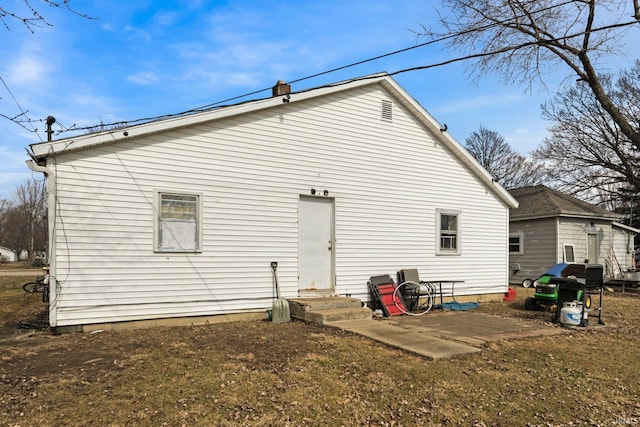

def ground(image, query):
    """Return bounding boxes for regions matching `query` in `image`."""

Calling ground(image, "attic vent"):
[381,99,393,121]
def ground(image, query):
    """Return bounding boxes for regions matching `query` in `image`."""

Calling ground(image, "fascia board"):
[613,221,640,234]
[511,212,621,222]
[30,96,281,158]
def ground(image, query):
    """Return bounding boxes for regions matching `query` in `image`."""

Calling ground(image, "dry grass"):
[1,274,640,426]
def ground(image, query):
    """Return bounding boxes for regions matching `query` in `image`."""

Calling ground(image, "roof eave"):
[613,222,640,234]
[511,211,622,222]
[29,74,392,160]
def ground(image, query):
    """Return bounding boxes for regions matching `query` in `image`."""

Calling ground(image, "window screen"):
[440,214,458,251]
[157,193,199,252]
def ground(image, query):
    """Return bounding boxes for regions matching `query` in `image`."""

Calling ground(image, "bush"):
[31,258,47,267]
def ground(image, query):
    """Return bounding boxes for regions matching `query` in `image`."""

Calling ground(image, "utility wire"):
[397,21,640,75]
[47,0,619,137]
[40,1,577,135]
[186,0,579,112]
[0,74,43,141]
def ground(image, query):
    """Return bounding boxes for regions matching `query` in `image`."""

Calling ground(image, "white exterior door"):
[298,196,334,294]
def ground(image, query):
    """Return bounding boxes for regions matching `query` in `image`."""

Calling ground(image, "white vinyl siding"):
[45,83,512,327]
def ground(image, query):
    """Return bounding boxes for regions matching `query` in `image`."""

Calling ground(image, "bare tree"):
[533,61,640,216]
[0,1,92,33]
[465,126,544,189]
[1,1,93,133]
[0,179,47,263]
[0,199,13,260]
[416,0,640,150]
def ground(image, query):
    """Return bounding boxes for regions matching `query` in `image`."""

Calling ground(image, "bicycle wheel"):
[23,282,41,293]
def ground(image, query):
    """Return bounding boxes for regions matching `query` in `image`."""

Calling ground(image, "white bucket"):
[560,301,582,326]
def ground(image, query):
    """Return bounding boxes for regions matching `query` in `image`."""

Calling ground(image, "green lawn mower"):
[524,262,605,327]
[524,263,592,311]
[524,262,585,310]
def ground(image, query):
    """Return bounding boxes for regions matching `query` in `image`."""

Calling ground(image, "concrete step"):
[288,297,371,325]
[306,307,373,325]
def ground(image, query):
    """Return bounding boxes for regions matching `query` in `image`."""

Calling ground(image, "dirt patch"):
[2,276,640,426]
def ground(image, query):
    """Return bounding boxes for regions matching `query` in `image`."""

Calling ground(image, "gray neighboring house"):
[509,185,639,286]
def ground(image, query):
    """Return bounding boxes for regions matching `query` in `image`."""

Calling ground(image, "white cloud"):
[123,25,152,42]
[127,71,160,85]
[0,145,34,200]
[435,93,523,115]
[181,68,260,88]
[504,126,548,155]
[4,41,52,87]
[0,145,26,166]
[171,36,294,69]
[154,11,178,26]
[6,56,48,85]
[169,36,299,90]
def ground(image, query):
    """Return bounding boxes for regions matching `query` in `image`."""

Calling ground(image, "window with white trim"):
[563,243,575,263]
[156,192,201,252]
[437,209,460,255]
[509,232,524,254]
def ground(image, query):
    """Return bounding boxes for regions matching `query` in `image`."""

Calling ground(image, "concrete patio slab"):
[327,310,564,360]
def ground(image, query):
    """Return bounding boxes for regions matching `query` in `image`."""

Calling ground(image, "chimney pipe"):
[272,80,291,97]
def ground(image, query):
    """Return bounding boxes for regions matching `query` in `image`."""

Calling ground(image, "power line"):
[0,74,43,141]
[182,0,578,112]
[51,0,618,137]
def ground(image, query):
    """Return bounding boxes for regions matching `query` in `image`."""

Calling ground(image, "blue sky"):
[1,0,638,200]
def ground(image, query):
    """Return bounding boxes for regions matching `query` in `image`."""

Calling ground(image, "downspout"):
[25,160,58,328]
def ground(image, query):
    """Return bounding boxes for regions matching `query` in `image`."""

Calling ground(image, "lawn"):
[1,274,639,426]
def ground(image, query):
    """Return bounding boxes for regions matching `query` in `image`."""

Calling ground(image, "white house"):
[0,246,17,262]
[27,74,518,331]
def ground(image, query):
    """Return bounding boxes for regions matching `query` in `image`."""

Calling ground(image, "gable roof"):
[509,185,621,221]
[28,73,518,209]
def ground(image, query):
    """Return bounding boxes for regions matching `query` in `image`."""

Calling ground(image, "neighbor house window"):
[156,192,201,252]
[509,233,524,254]
[437,209,460,255]
[563,243,575,263]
